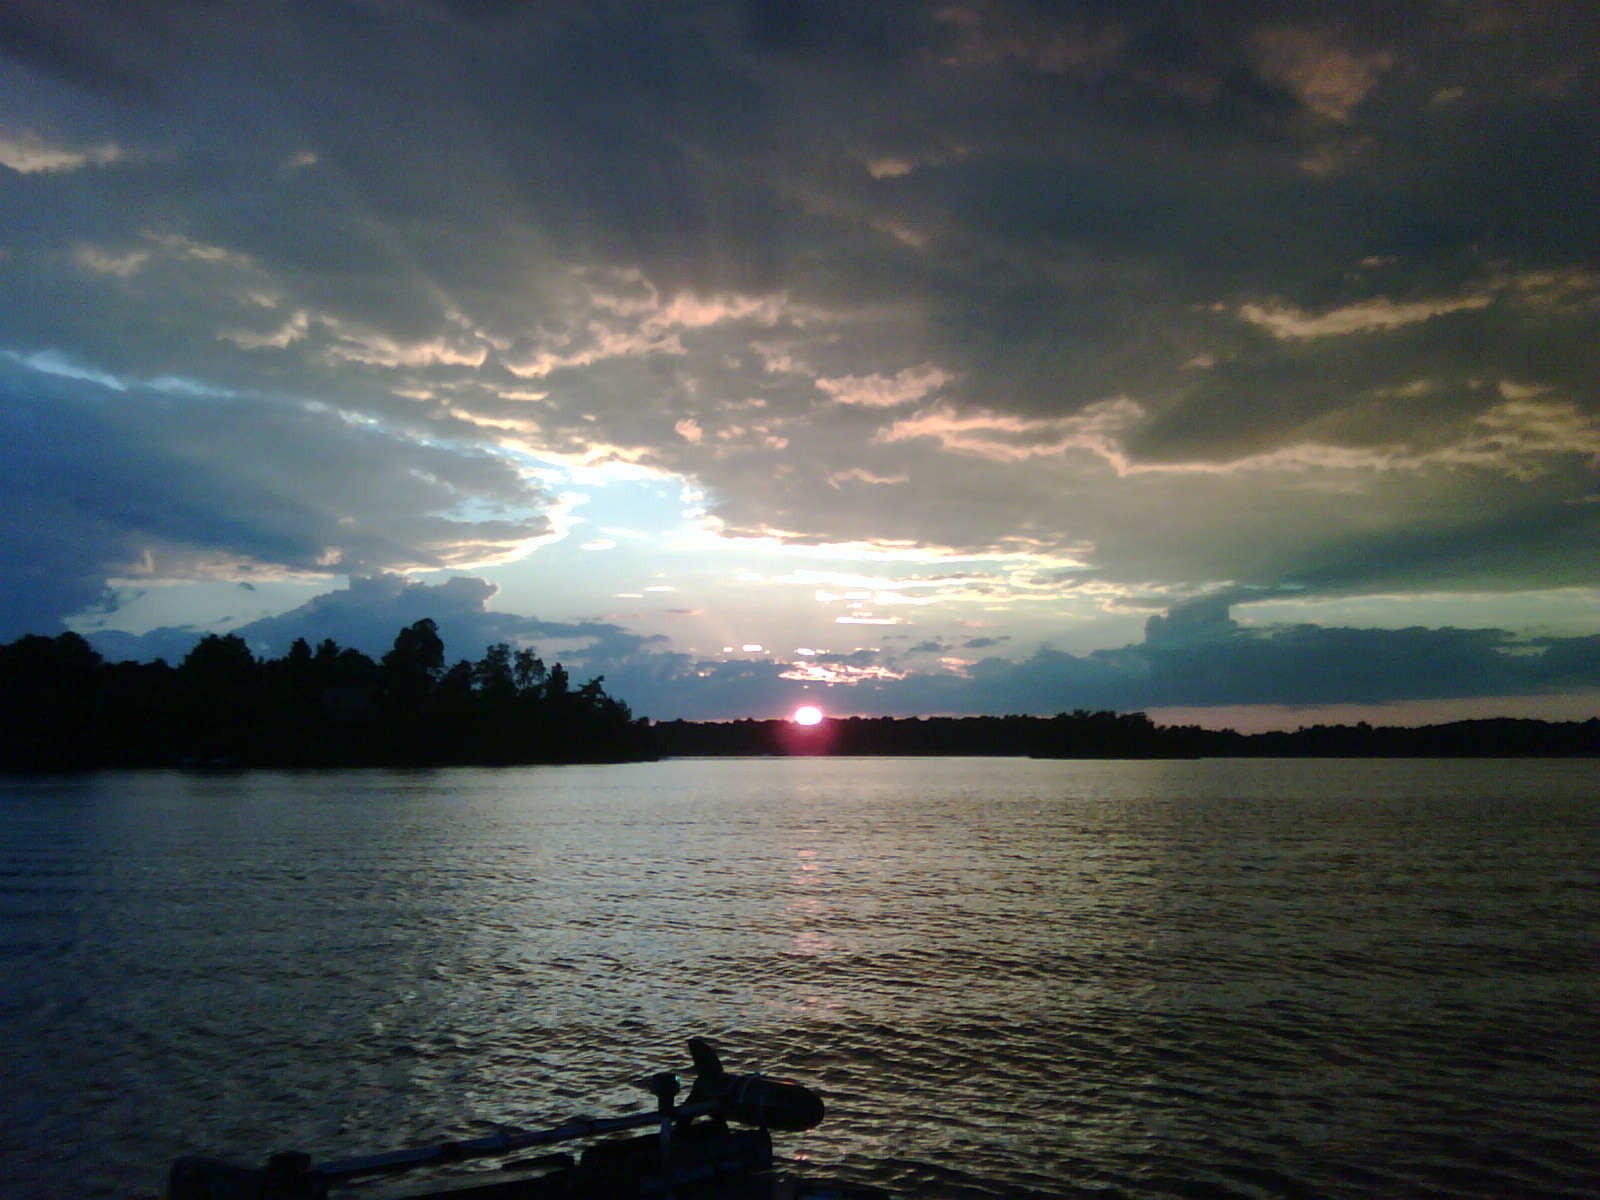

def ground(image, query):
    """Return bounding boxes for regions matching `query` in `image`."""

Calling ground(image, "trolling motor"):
[167,1039,832,1200]
[682,1036,826,1132]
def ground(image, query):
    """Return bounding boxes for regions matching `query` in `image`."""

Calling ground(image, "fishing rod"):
[310,1100,722,1181]
[310,1037,824,1181]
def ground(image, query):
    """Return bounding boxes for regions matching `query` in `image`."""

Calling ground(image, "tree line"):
[651,710,1600,758]
[0,621,657,770]
[4,625,1595,771]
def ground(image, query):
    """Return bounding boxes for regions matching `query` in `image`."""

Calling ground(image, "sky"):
[1,0,1596,729]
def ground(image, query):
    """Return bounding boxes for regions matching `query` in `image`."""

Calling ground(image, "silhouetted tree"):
[381,619,444,693]
[514,648,545,691]
[175,634,260,762]
[377,619,446,761]
[0,623,663,769]
[0,633,103,768]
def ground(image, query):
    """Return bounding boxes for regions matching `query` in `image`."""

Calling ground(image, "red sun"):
[792,705,824,726]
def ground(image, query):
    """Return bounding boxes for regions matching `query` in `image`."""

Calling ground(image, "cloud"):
[87,581,1600,725]
[1248,26,1395,123]
[816,364,952,408]
[0,357,555,636]
[1238,293,1493,340]
[823,597,1600,719]
[1128,594,1600,708]
[92,572,662,671]
[1,1,1596,710]
[0,130,121,174]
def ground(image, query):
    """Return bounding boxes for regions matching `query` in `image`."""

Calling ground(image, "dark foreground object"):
[167,1039,886,1200]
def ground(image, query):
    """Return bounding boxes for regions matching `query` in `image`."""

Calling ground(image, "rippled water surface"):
[2,757,1597,1199]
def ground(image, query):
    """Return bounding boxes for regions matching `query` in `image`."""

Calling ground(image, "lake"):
[2,757,1596,1199]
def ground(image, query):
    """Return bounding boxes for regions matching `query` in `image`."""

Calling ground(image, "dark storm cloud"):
[491,0,1595,594]
[857,598,1600,718]
[2,0,1596,684]
[0,358,552,637]
[1135,617,1590,709]
[229,573,661,666]
[91,572,662,672]
[0,0,179,101]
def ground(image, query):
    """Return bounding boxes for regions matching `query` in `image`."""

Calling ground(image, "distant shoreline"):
[649,711,1600,760]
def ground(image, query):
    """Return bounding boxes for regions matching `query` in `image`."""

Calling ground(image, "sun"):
[792,705,824,726]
